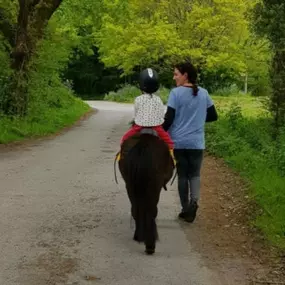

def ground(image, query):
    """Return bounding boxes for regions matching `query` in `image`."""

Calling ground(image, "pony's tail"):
[127,135,158,249]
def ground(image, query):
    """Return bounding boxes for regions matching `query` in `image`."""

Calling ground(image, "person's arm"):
[163,106,176,131]
[206,105,218,122]
[205,92,218,123]
[162,89,176,131]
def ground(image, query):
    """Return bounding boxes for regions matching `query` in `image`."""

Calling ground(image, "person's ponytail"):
[192,83,198,96]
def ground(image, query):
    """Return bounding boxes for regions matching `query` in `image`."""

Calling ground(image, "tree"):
[65,47,127,98]
[97,0,270,94]
[253,0,285,132]
[97,0,184,75]
[0,0,63,116]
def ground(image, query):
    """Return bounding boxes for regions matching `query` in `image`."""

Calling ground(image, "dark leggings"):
[174,149,204,212]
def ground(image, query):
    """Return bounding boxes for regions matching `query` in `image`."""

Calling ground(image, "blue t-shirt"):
[167,86,214,149]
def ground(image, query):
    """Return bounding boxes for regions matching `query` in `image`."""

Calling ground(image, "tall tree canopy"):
[97,0,270,80]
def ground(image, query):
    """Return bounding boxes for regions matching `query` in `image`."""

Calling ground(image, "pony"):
[118,131,174,254]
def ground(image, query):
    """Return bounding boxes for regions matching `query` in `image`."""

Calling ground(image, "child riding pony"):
[120,68,174,160]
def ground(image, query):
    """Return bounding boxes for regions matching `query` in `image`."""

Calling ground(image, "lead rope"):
[114,151,120,185]
[170,168,177,186]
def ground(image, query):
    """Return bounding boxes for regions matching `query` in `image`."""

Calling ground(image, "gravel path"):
[0,101,223,285]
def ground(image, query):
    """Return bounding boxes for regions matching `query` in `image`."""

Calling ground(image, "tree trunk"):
[7,0,30,116]
[271,49,285,138]
[1,0,63,116]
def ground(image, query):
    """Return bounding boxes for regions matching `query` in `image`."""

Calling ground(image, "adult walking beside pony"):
[163,61,218,223]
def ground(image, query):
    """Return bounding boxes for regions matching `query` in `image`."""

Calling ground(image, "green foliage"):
[0,11,92,143]
[56,0,273,100]
[104,84,141,103]
[206,97,285,249]
[95,0,271,97]
[98,10,182,73]
[158,87,171,104]
[104,84,170,104]
[0,0,101,139]
[0,0,15,110]
[99,0,250,72]
[27,21,76,114]
[0,0,17,25]
[64,47,128,98]
[212,85,243,97]
[253,0,285,129]
[0,35,11,110]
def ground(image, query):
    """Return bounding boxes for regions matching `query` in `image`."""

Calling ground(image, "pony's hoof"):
[133,234,139,242]
[133,232,143,243]
[145,246,155,255]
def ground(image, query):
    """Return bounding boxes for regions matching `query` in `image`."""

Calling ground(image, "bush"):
[104,84,141,103]
[104,84,170,104]
[212,84,243,97]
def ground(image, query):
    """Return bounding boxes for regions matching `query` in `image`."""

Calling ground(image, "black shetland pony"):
[118,131,174,255]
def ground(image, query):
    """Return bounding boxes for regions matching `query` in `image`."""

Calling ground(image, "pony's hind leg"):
[133,219,142,242]
[144,211,158,255]
[145,230,156,254]
[127,189,141,243]
[144,189,160,255]
[144,221,157,255]
[145,245,155,255]
[131,205,144,243]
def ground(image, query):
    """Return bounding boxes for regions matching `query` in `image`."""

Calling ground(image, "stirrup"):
[169,149,176,166]
[115,151,121,161]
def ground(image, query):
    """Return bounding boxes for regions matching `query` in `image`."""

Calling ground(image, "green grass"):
[212,95,269,117]
[206,96,285,250]
[0,98,90,144]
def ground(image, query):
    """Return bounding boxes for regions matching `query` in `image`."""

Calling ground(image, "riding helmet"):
[139,68,160,94]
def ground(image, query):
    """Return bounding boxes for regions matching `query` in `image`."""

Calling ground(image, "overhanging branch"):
[29,0,63,39]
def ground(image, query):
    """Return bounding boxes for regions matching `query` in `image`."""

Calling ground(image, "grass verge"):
[0,98,90,144]
[206,98,285,250]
